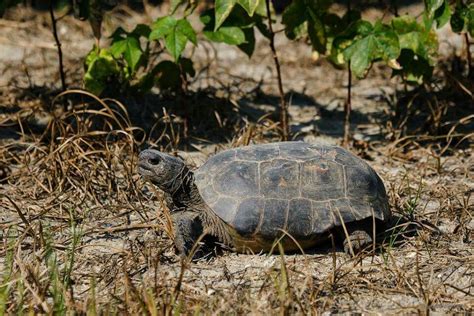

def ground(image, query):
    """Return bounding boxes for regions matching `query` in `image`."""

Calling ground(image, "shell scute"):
[233,198,263,236]
[260,159,299,199]
[300,160,344,200]
[310,201,333,232]
[212,197,238,223]
[259,199,288,237]
[330,198,358,224]
[213,161,259,198]
[287,198,313,238]
[235,143,279,161]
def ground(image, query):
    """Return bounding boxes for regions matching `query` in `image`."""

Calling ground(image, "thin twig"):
[343,61,352,146]
[464,33,473,79]
[343,0,352,146]
[265,0,289,140]
[49,3,67,92]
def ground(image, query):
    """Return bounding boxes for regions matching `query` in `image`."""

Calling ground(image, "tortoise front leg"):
[343,229,373,256]
[172,210,204,258]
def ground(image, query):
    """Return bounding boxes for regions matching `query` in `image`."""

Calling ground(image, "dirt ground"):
[0,2,473,314]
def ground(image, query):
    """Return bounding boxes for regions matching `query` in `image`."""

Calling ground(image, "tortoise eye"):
[148,157,161,165]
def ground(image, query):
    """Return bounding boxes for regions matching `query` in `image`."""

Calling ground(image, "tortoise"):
[138,142,390,257]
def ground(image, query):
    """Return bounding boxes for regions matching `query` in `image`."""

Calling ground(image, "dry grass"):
[1,4,473,315]
[1,89,472,314]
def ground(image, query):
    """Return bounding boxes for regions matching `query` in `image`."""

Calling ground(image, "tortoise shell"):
[194,142,390,240]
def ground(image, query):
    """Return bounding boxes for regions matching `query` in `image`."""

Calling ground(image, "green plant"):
[83,19,196,96]
[0,228,16,315]
[200,3,269,58]
[199,0,289,138]
[76,0,471,141]
[279,0,449,142]
[450,0,474,36]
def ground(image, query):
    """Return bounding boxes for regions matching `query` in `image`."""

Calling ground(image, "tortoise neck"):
[171,169,203,209]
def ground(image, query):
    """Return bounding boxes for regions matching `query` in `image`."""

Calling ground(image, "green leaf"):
[215,0,237,31]
[237,27,256,57]
[165,31,188,62]
[282,0,307,40]
[201,7,259,55]
[449,1,473,34]
[344,22,400,77]
[85,46,100,67]
[433,1,451,28]
[330,37,353,65]
[134,58,194,93]
[237,0,260,16]
[344,35,377,77]
[203,26,246,45]
[392,15,438,61]
[200,12,212,25]
[351,20,374,36]
[110,37,143,72]
[330,20,373,65]
[392,49,433,83]
[253,0,267,16]
[122,38,143,72]
[176,19,197,45]
[84,49,121,95]
[468,5,474,36]
[109,39,127,57]
[150,16,177,40]
[307,8,327,53]
[390,16,437,83]
[450,9,465,33]
[151,17,196,61]
[424,0,445,19]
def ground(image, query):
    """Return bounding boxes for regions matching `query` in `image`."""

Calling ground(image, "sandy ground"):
[0,2,473,314]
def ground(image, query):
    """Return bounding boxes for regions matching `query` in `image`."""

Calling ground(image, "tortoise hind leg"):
[343,229,373,256]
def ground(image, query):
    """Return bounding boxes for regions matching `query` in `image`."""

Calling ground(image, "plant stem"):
[343,0,352,147]
[265,0,289,140]
[343,62,352,146]
[465,33,473,80]
[49,3,67,92]
[178,62,189,141]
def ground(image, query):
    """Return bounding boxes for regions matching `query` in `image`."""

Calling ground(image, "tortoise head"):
[138,149,187,194]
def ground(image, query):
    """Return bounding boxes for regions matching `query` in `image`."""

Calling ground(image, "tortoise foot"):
[173,211,220,260]
[343,230,372,255]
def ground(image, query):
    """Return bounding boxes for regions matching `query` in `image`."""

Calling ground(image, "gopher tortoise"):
[138,142,390,257]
